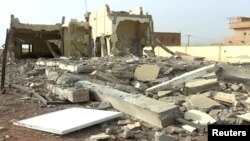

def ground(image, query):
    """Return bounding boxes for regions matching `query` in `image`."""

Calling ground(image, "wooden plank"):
[146,64,216,93]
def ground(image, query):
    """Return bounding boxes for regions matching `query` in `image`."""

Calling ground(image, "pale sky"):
[0,0,250,46]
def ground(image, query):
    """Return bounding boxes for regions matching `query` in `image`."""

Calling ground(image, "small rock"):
[105,127,116,135]
[230,84,241,91]
[120,129,134,139]
[152,94,159,99]
[0,127,4,132]
[29,83,35,88]
[157,90,172,98]
[127,122,141,130]
[88,133,115,141]
[117,119,132,125]
[164,126,185,134]
[97,101,111,110]
[155,132,176,141]
[90,102,100,108]
[5,135,10,139]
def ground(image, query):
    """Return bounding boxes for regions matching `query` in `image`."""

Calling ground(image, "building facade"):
[224,17,250,45]
[153,32,181,46]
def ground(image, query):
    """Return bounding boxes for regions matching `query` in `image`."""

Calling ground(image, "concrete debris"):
[184,78,219,94]
[105,127,116,135]
[155,132,176,141]
[181,125,197,133]
[184,110,216,125]
[146,64,216,93]
[157,90,173,98]
[47,83,89,103]
[125,54,139,64]
[230,84,242,91]
[117,119,132,125]
[6,44,250,140]
[75,81,180,128]
[87,133,115,141]
[237,113,250,123]
[211,92,239,106]
[106,70,134,78]
[184,95,223,112]
[56,74,81,86]
[97,101,111,110]
[243,97,250,108]
[47,71,60,82]
[91,70,123,84]
[132,81,148,91]
[127,122,141,130]
[164,126,185,134]
[134,64,160,82]
[217,63,250,84]
[0,127,4,132]
[120,128,134,139]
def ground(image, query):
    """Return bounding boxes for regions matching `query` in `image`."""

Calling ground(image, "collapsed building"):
[6,5,153,59]
[89,5,153,57]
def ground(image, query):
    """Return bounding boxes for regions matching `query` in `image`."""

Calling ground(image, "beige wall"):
[144,46,250,63]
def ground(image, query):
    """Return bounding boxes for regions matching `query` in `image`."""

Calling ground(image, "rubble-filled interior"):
[10,15,62,58]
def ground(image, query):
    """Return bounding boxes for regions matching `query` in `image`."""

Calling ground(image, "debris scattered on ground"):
[3,54,250,140]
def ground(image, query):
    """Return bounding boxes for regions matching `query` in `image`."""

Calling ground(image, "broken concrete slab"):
[106,70,134,78]
[184,110,216,125]
[157,90,173,98]
[46,70,60,82]
[59,63,94,73]
[230,84,242,91]
[212,92,238,106]
[243,97,250,108]
[87,133,115,141]
[185,95,223,112]
[146,64,216,93]
[181,125,197,133]
[237,113,250,123]
[56,74,81,86]
[127,122,141,130]
[91,70,123,84]
[134,64,160,82]
[184,78,219,94]
[217,63,250,84]
[36,60,60,67]
[117,119,132,125]
[75,81,180,128]
[14,108,122,135]
[47,83,89,103]
[164,125,185,134]
[120,128,134,139]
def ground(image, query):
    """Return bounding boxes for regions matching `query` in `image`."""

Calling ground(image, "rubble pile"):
[5,55,250,140]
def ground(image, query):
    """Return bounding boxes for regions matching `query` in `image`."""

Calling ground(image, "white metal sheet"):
[14,108,122,135]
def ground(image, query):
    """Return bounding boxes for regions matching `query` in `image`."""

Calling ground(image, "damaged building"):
[89,5,153,57]
[7,5,154,59]
[9,15,62,59]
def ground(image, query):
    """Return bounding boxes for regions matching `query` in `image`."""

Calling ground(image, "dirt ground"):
[0,87,132,141]
[0,88,208,141]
